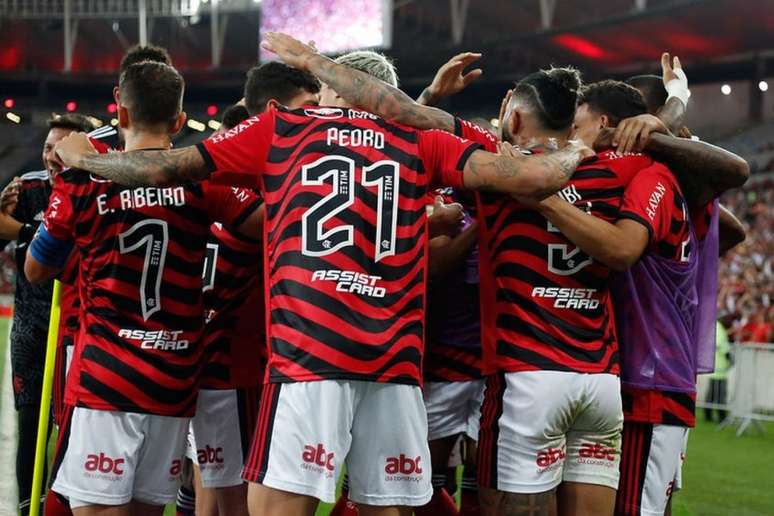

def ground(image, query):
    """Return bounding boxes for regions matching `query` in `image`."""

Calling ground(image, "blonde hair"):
[335,50,398,87]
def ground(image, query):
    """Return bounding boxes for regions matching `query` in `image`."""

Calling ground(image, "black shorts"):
[11,331,47,409]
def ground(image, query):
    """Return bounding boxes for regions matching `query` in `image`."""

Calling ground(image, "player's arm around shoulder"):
[24,173,77,284]
[55,131,210,187]
[462,140,592,199]
[538,194,649,272]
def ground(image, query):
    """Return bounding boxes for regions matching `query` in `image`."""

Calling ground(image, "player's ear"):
[170,111,187,136]
[113,86,120,104]
[600,114,610,129]
[266,99,280,111]
[117,104,130,129]
[508,109,521,138]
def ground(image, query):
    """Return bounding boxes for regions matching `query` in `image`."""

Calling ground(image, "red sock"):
[329,489,359,516]
[414,488,460,516]
[44,491,72,516]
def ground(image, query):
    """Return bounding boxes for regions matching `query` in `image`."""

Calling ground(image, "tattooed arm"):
[656,96,685,135]
[262,32,457,132]
[54,132,209,186]
[463,142,590,198]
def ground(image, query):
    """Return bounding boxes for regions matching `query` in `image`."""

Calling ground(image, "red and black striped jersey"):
[457,120,660,375]
[198,105,481,386]
[622,387,696,427]
[42,170,259,416]
[200,222,266,389]
[619,165,691,262]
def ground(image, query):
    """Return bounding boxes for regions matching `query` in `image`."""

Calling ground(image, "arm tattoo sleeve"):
[656,97,686,134]
[307,54,456,132]
[466,147,580,196]
[77,147,209,187]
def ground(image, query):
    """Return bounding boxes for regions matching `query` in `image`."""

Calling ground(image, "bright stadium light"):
[208,120,221,131]
[110,118,119,126]
[721,84,731,95]
[759,81,769,92]
[6,112,21,123]
[3,98,14,109]
[187,119,206,132]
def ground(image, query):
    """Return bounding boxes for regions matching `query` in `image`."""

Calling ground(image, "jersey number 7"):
[118,219,169,321]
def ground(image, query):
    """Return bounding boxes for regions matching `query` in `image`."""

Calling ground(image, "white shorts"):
[424,380,485,442]
[51,407,189,507]
[478,371,623,494]
[616,422,689,516]
[186,389,249,489]
[243,380,432,507]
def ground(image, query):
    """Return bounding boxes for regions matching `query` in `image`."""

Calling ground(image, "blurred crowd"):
[719,178,774,343]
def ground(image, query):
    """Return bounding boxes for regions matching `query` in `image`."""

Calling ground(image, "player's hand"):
[0,177,21,215]
[593,128,615,151]
[497,88,513,140]
[54,132,98,170]
[613,114,668,154]
[566,139,596,161]
[678,125,693,139]
[429,196,464,238]
[425,52,483,104]
[260,32,317,71]
[661,52,683,87]
[661,52,689,105]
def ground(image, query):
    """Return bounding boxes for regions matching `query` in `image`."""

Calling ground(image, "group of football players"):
[4,27,750,516]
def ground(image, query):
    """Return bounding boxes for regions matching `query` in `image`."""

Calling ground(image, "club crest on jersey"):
[304,107,344,120]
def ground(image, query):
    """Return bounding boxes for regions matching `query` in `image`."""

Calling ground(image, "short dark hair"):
[47,113,95,133]
[512,66,582,131]
[119,62,184,129]
[220,104,250,130]
[244,61,320,115]
[120,44,172,73]
[625,75,667,115]
[580,80,648,126]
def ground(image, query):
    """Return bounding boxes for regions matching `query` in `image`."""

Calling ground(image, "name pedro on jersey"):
[97,187,186,214]
[311,270,386,298]
[326,128,385,149]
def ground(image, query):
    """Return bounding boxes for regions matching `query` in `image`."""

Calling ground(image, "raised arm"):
[462,141,591,198]
[656,53,688,133]
[54,132,209,187]
[416,52,483,107]
[261,32,457,132]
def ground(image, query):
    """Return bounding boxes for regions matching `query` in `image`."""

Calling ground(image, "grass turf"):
[0,316,768,516]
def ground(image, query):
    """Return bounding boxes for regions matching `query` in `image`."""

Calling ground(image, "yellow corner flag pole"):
[30,280,62,516]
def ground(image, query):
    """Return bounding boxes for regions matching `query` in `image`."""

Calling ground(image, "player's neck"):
[122,131,173,152]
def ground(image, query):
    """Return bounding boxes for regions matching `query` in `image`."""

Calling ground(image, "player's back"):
[476,149,654,376]
[46,170,257,416]
[201,222,264,389]
[201,105,479,386]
